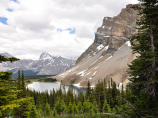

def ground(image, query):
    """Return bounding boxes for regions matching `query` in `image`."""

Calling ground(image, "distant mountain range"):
[0,52,76,78]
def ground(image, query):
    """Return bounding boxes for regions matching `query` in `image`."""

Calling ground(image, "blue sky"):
[0,0,138,60]
[7,8,13,12]
[10,0,18,3]
[0,17,8,25]
[57,28,75,34]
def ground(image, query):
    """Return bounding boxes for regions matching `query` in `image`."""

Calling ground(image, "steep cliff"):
[55,4,140,87]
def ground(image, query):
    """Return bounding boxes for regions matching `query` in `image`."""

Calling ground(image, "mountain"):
[71,57,78,61]
[0,52,14,58]
[0,52,75,78]
[55,4,140,87]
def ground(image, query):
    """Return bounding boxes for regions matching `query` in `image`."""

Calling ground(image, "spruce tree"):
[28,105,37,118]
[103,99,111,113]
[45,103,51,116]
[0,55,21,117]
[77,101,82,114]
[21,70,26,98]
[85,81,91,100]
[66,102,73,115]
[129,0,158,116]
[17,70,21,99]
[112,81,118,105]
[103,79,107,99]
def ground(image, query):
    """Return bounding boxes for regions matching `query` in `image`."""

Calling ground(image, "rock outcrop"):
[55,4,140,87]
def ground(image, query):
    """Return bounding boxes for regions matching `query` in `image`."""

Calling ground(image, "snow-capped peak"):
[39,52,53,61]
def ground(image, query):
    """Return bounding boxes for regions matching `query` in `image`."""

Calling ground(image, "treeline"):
[25,79,135,118]
[0,64,134,118]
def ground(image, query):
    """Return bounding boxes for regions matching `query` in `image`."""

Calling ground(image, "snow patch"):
[92,71,97,77]
[73,83,80,87]
[104,36,110,37]
[97,44,104,51]
[94,66,99,69]
[90,85,95,87]
[126,41,131,47]
[89,78,92,79]
[118,83,123,90]
[77,70,87,76]
[103,26,105,28]
[86,72,91,75]
[93,52,96,55]
[99,56,103,59]
[104,45,109,51]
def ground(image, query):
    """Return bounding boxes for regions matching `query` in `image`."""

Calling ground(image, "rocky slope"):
[55,4,139,87]
[0,52,75,78]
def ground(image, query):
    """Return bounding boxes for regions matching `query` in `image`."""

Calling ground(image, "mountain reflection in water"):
[27,82,87,95]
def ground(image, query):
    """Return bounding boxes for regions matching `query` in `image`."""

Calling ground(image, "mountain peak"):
[39,52,53,61]
[0,52,13,58]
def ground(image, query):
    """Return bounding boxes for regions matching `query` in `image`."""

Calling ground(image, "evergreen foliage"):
[129,0,158,117]
[28,105,37,118]
[0,56,21,117]
[85,81,91,100]
[103,99,111,113]
[24,79,138,117]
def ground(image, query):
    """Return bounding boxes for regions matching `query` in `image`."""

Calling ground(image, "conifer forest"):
[1,0,158,117]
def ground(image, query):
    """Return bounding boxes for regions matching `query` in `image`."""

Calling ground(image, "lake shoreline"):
[26,82,87,95]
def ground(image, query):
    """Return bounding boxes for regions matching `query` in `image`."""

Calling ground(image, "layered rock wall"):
[76,4,139,64]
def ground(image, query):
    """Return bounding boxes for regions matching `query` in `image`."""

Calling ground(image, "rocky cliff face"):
[76,4,139,64]
[55,4,140,87]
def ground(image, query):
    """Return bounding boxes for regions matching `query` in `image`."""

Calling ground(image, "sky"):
[0,0,138,60]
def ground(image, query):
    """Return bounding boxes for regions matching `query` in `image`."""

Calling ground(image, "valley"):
[1,1,158,117]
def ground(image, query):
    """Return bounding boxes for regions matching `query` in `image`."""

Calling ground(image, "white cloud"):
[0,0,138,60]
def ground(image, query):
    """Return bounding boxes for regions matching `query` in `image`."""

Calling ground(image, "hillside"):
[55,4,140,87]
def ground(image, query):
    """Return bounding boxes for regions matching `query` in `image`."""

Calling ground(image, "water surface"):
[27,82,87,95]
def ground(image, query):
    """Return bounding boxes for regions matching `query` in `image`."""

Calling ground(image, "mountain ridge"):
[55,4,140,87]
[0,52,76,78]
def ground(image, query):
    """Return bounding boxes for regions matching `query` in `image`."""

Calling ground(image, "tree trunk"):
[149,19,157,103]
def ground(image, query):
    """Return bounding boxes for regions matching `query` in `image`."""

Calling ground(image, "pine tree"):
[92,99,98,114]
[72,102,78,114]
[0,55,21,117]
[28,105,37,118]
[85,81,91,100]
[21,70,26,98]
[17,70,21,99]
[77,101,82,114]
[83,99,90,114]
[45,102,51,116]
[103,99,111,113]
[129,0,158,116]
[66,102,73,115]
[103,79,107,99]
[112,81,118,105]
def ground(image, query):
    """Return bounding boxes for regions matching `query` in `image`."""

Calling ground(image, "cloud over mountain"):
[0,0,138,60]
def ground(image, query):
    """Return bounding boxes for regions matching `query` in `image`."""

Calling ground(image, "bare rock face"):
[76,4,139,64]
[55,4,140,87]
